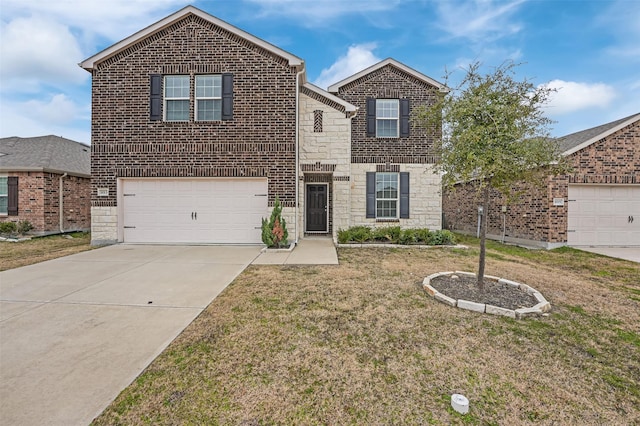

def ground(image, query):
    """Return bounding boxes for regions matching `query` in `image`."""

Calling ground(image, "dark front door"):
[306,185,327,232]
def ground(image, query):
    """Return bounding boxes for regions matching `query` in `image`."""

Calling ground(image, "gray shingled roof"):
[556,113,640,154]
[0,135,90,177]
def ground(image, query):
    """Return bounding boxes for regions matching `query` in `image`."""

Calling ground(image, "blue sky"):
[1,0,639,144]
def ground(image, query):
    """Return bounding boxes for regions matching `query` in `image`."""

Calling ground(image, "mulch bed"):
[430,274,538,310]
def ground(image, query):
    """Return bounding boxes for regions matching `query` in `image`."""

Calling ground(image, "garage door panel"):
[122,179,268,244]
[568,185,640,246]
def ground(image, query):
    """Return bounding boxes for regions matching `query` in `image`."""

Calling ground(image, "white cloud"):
[542,80,617,115]
[433,0,525,43]
[0,16,87,89]
[313,44,381,90]
[23,94,83,125]
[243,0,401,23]
[0,95,90,143]
[1,0,191,40]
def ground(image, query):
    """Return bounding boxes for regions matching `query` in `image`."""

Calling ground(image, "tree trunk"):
[477,186,490,291]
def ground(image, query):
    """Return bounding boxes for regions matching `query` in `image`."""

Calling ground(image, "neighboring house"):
[442,113,640,248]
[80,6,445,245]
[0,135,91,234]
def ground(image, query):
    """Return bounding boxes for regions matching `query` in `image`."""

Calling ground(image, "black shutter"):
[400,98,410,138]
[150,74,162,121]
[399,172,409,218]
[366,172,376,218]
[8,176,18,216]
[222,73,234,120]
[366,98,376,137]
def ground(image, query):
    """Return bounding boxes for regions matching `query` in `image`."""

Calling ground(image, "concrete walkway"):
[0,245,261,426]
[575,246,640,263]
[252,237,339,265]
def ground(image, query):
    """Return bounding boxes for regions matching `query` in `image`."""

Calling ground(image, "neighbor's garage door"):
[122,179,268,244]
[568,185,640,246]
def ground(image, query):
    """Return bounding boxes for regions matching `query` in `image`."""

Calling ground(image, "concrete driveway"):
[0,244,261,426]
[575,246,640,263]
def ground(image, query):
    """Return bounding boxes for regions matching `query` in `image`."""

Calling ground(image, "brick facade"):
[85,7,445,244]
[90,14,298,215]
[333,64,441,164]
[442,119,640,248]
[0,172,90,234]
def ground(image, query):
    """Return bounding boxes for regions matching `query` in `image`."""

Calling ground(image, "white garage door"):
[568,185,640,246]
[122,179,268,244]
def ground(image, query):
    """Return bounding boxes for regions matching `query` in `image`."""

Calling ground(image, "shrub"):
[348,226,372,243]
[337,226,455,246]
[0,221,17,235]
[372,226,401,243]
[17,220,33,235]
[431,229,456,245]
[261,197,289,248]
[399,228,418,244]
[415,228,433,244]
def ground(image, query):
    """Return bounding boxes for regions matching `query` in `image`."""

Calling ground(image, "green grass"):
[92,239,640,425]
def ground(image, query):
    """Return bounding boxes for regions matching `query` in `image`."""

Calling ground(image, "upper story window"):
[151,73,233,122]
[366,97,410,139]
[376,99,399,138]
[195,75,222,121]
[164,76,189,121]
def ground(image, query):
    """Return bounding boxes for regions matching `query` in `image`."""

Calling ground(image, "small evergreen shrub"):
[261,197,289,248]
[372,226,402,243]
[336,226,456,245]
[0,221,17,235]
[17,220,33,235]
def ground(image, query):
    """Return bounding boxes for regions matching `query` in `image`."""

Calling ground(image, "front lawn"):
[94,240,640,425]
[0,232,92,271]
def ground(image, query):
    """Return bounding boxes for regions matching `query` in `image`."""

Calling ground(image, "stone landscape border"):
[423,271,551,319]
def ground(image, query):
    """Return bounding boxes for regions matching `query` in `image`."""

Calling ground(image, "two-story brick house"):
[81,6,445,245]
[442,113,640,248]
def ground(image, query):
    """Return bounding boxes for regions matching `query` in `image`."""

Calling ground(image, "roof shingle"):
[0,135,90,177]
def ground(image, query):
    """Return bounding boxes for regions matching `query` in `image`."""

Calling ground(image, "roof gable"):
[558,113,640,156]
[327,58,447,93]
[80,5,303,71]
[301,83,357,115]
[0,136,90,177]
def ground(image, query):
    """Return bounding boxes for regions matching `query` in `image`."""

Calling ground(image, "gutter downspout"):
[59,173,68,233]
[295,64,305,245]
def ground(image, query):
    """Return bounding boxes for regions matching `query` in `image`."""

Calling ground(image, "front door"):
[306,184,327,232]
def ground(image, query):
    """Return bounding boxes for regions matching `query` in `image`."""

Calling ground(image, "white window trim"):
[376,99,399,138]
[375,172,399,219]
[164,75,190,122]
[195,75,222,122]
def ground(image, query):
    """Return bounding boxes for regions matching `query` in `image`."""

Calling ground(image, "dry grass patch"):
[0,232,93,271]
[94,241,640,425]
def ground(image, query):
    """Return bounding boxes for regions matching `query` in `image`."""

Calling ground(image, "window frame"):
[195,75,222,121]
[375,172,399,219]
[163,75,190,122]
[375,99,399,138]
[0,176,8,215]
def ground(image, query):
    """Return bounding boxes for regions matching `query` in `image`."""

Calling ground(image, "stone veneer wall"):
[89,14,298,244]
[298,93,351,241]
[442,120,640,247]
[350,163,442,230]
[0,172,90,234]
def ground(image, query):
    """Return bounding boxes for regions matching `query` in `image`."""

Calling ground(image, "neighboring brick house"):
[442,113,640,248]
[0,135,91,235]
[80,6,445,245]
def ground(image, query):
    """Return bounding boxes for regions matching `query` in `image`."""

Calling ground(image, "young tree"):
[413,61,567,290]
